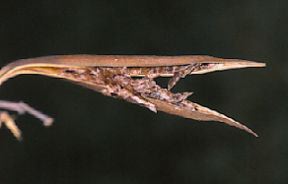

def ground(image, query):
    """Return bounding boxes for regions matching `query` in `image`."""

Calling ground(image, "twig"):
[0,100,53,140]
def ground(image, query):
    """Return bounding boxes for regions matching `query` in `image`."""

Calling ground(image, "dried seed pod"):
[0,55,265,137]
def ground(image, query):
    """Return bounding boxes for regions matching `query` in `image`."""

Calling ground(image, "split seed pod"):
[0,55,265,137]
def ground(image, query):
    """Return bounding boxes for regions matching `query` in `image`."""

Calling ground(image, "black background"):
[0,0,286,183]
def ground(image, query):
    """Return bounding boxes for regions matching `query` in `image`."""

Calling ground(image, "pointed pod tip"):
[229,119,259,137]
[242,61,266,68]
[245,127,259,137]
[257,62,266,67]
[209,60,266,74]
[223,59,266,69]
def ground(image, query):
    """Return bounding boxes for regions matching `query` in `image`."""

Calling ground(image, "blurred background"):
[0,0,286,183]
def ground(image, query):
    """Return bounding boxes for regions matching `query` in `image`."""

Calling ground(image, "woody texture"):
[0,55,265,139]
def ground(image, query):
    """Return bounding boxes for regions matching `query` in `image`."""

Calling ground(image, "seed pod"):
[0,55,265,137]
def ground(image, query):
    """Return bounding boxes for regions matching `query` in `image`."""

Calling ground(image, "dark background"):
[0,0,286,183]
